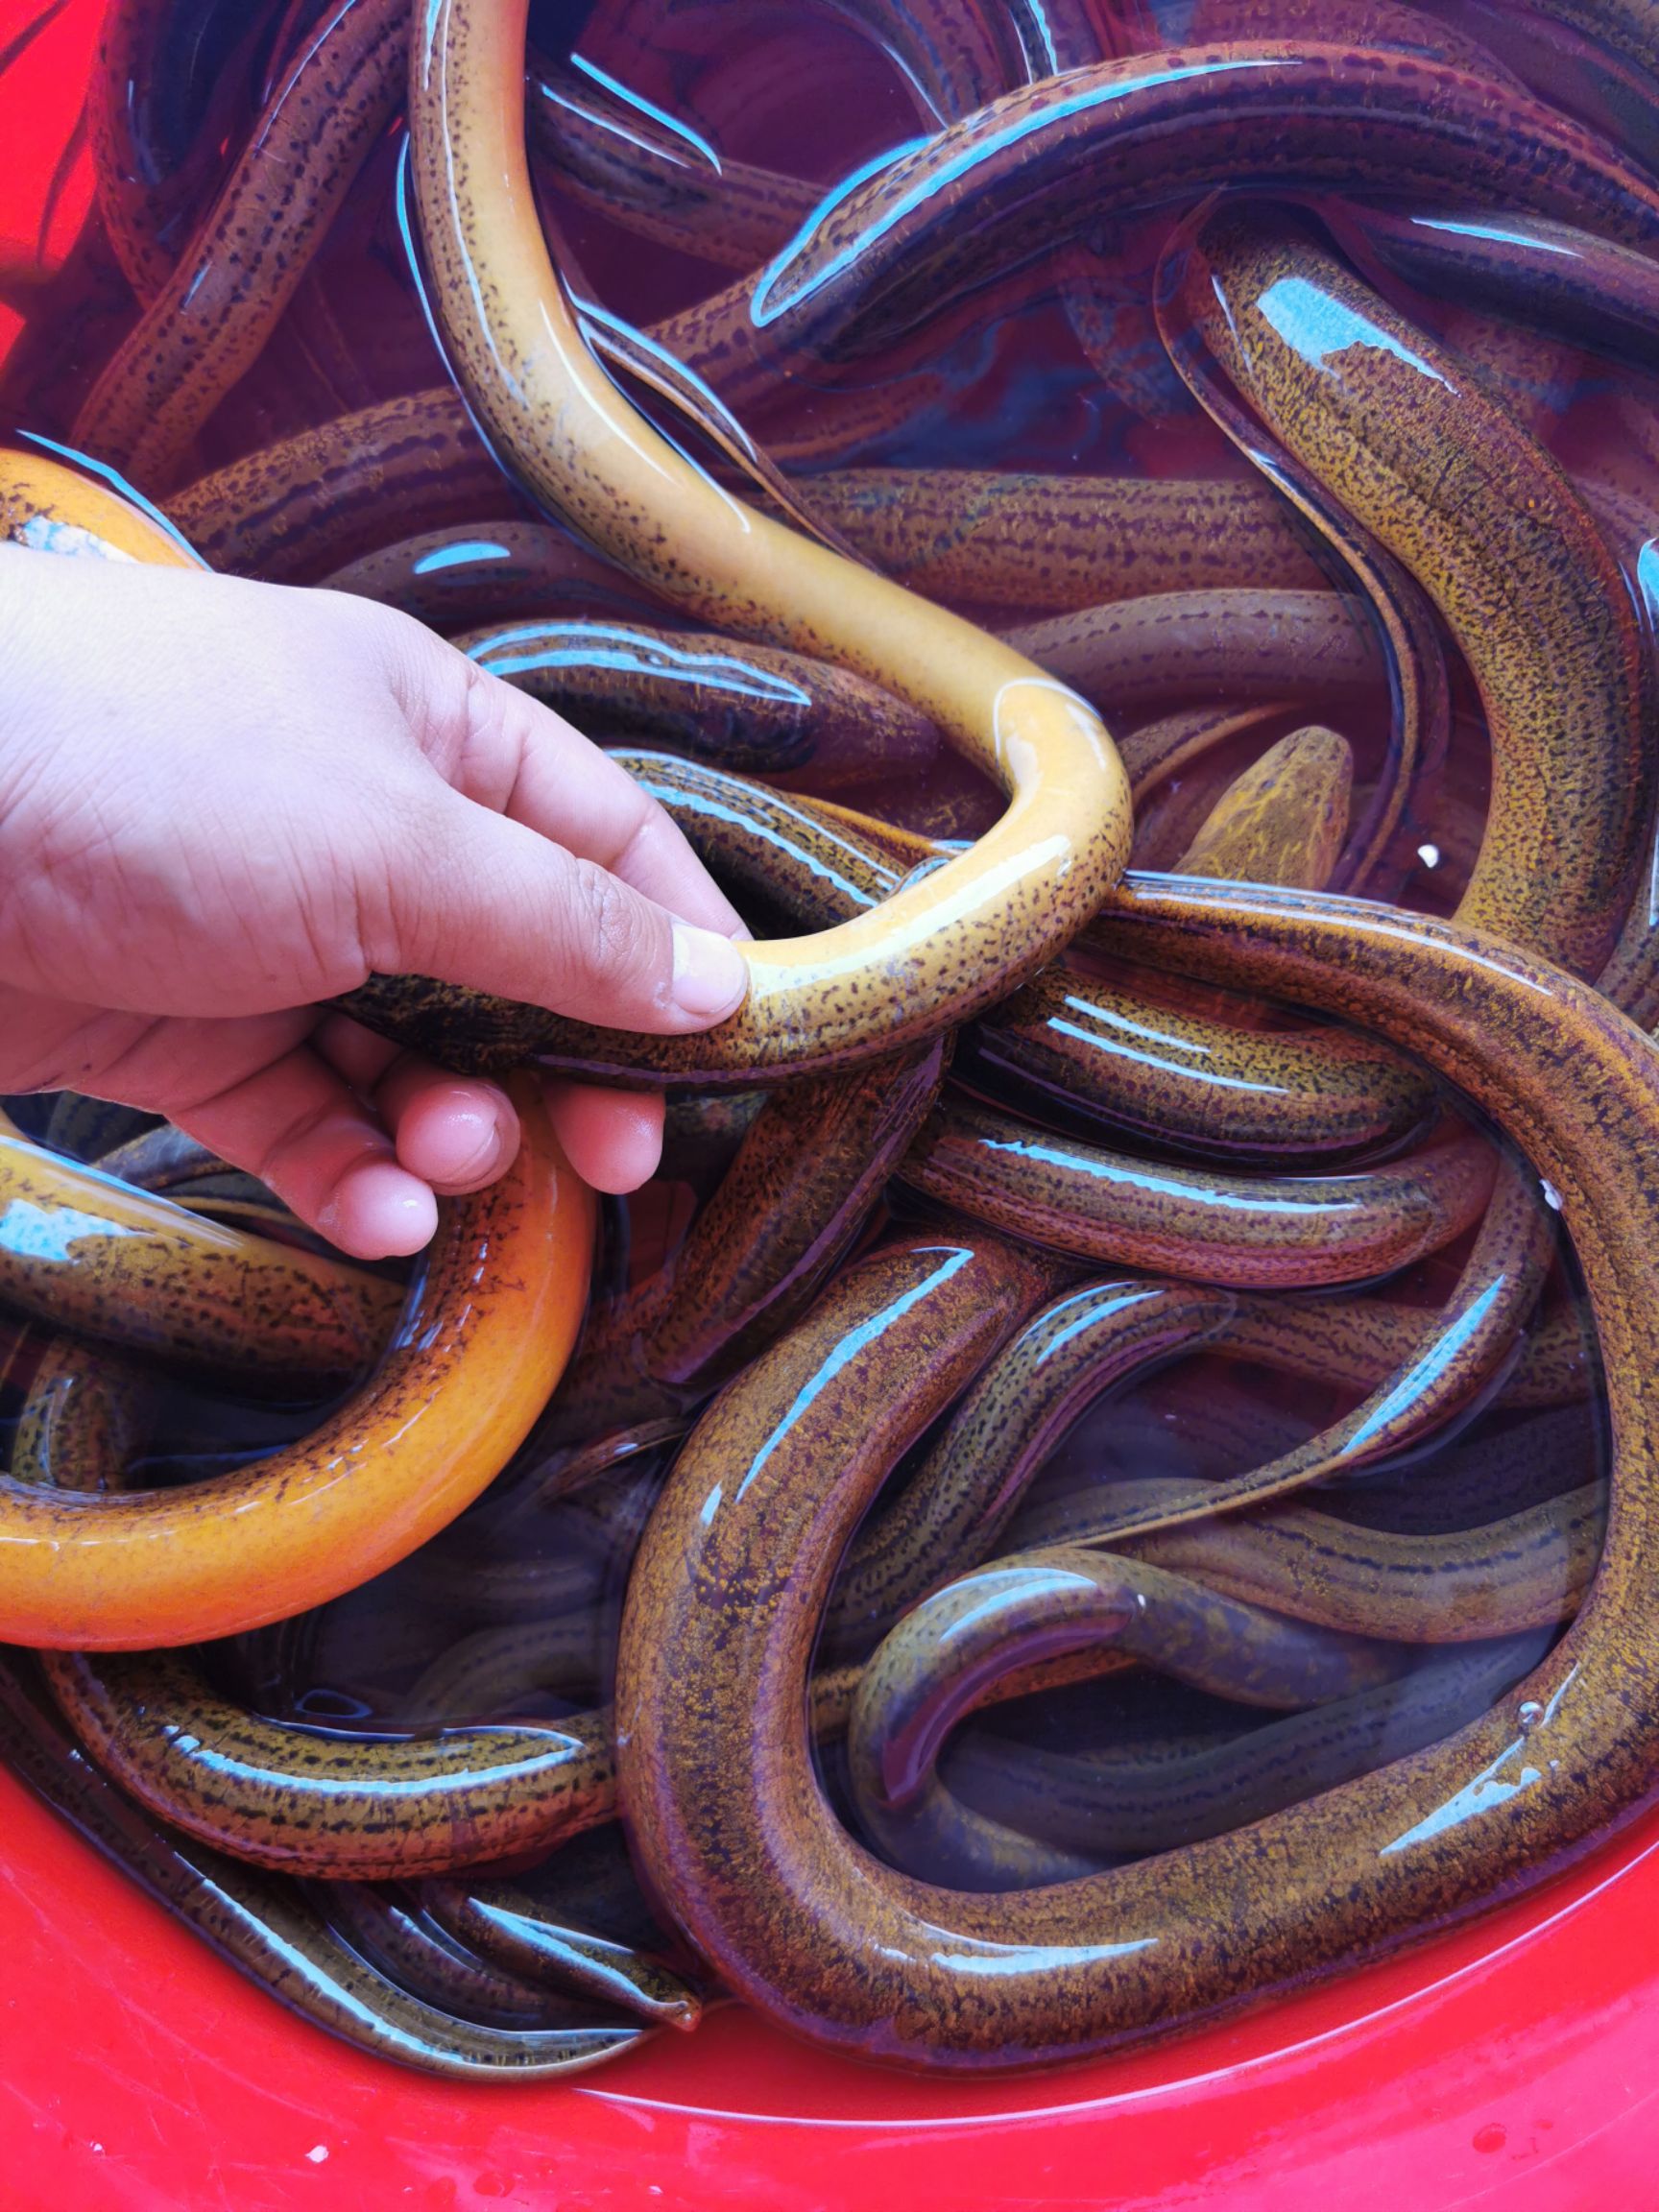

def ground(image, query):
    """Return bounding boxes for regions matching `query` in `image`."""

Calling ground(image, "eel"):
[0,1654,646,2078]
[395,0,1131,1079]
[614,873,1659,2071]
[0,1077,591,1647]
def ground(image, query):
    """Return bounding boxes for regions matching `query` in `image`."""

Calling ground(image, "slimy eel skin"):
[0,1655,648,2078]
[0,1078,590,1647]
[615,877,1659,2071]
[400,0,1131,1078]
[74,0,409,489]
[1162,204,1651,981]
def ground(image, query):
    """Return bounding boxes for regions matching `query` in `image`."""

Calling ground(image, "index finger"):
[397,628,749,938]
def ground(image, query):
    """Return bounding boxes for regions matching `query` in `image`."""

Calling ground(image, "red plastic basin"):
[2,4,1657,2203]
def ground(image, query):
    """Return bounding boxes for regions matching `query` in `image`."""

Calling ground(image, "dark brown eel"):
[840,1541,1573,1890]
[885,1635,1554,1890]
[679,43,1659,397]
[0,1655,648,2079]
[74,0,409,489]
[615,873,1659,2071]
[343,752,1436,1166]
[1161,203,1652,982]
[456,616,939,785]
[901,1107,1495,1290]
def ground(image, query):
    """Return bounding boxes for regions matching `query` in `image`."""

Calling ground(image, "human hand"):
[0,546,750,1258]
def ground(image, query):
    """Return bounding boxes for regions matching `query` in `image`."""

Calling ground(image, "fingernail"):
[436,1098,507,1185]
[356,1182,438,1259]
[671,923,749,1022]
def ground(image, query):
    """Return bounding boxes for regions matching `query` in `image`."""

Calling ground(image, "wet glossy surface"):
[0,1059,594,1647]
[8,0,1659,2186]
[0,1111,399,1383]
[618,882,1646,2075]
[391,0,1135,1078]
[1161,203,1650,978]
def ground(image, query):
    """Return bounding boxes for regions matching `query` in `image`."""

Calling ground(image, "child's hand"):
[0,547,751,1258]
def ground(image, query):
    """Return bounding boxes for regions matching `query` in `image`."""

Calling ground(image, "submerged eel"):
[820,1218,1581,1665]
[313,1877,657,2032]
[1161,204,1652,983]
[86,0,267,302]
[386,0,1129,1080]
[1040,1150,1557,1544]
[1003,589,1382,715]
[842,1525,1583,1892]
[535,1039,950,1448]
[1216,1292,1593,1413]
[928,1480,1600,1652]
[1328,204,1659,381]
[615,876,1659,2072]
[527,54,816,273]
[821,1275,1239,1661]
[1527,0,1659,83]
[322,520,672,631]
[417,1878,698,2028]
[886,1636,1553,1892]
[848,1474,1600,1887]
[0,1657,648,2079]
[165,390,520,582]
[74,0,409,489]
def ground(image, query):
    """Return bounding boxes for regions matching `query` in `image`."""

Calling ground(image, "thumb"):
[373,780,751,1033]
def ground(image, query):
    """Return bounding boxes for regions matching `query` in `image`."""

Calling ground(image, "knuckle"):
[456,661,515,795]
[570,857,655,987]
[424,654,518,804]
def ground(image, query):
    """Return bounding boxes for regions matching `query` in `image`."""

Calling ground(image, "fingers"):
[0,992,428,1258]
[543,1079,664,1192]
[314,1014,660,1196]
[312,1014,521,1195]
[23,998,535,1257]
[163,1038,439,1261]
[317,1156,439,1261]
[3,977,650,1258]
[386,619,749,938]
[46,1007,438,1260]
[374,780,751,1033]
[376,1067,520,1192]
